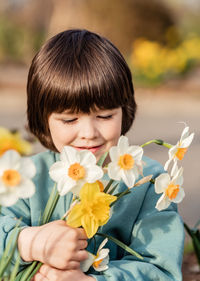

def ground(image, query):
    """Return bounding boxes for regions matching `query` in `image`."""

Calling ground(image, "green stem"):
[110,189,131,207]
[140,139,172,149]
[104,179,114,193]
[96,232,143,260]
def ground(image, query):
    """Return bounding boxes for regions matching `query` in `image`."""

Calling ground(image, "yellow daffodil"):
[164,126,194,171]
[49,146,104,196]
[108,136,143,188]
[155,165,184,211]
[0,127,32,156]
[67,182,117,238]
[0,150,36,206]
[81,238,109,272]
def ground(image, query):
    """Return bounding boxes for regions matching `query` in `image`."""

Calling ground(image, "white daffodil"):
[0,150,36,206]
[164,126,194,171]
[49,146,104,196]
[108,136,143,188]
[155,165,185,211]
[81,238,109,272]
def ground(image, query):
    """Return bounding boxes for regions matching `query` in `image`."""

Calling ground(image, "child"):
[0,29,184,280]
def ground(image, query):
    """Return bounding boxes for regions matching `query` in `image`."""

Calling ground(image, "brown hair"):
[27,29,137,151]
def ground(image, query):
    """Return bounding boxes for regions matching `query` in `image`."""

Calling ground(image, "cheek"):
[102,121,122,143]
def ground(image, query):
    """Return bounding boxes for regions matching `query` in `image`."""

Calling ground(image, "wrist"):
[18,226,39,262]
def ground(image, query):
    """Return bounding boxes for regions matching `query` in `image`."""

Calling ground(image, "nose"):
[78,117,98,139]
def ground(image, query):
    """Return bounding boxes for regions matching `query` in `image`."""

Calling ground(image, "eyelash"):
[62,118,77,124]
[62,115,113,124]
[97,115,113,120]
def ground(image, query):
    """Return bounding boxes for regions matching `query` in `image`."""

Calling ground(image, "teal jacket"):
[0,150,184,280]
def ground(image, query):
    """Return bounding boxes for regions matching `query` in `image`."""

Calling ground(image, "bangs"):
[38,30,132,115]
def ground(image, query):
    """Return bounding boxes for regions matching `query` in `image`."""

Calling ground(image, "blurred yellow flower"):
[67,182,117,238]
[130,33,200,84]
[0,127,32,156]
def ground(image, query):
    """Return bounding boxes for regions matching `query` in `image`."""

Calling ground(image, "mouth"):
[72,145,104,153]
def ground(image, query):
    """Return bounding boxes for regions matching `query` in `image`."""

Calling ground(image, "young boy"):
[0,29,184,280]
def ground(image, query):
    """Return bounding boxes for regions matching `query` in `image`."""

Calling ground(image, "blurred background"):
[0,0,199,231]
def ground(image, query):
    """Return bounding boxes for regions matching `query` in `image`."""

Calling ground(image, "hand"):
[18,220,88,270]
[32,264,95,281]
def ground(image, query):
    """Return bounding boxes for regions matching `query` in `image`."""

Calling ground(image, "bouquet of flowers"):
[0,125,194,280]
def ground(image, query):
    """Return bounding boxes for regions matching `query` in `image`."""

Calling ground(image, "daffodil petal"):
[80,252,95,272]
[16,178,36,198]
[96,249,109,260]
[61,146,79,164]
[85,165,104,183]
[171,162,178,177]
[49,161,68,182]
[57,176,75,196]
[98,238,108,251]
[0,192,18,206]
[0,150,21,171]
[180,126,189,141]
[118,136,129,154]
[172,188,185,203]
[81,214,99,238]
[67,203,82,227]
[155,194,170,211]
[79,150,96,166]
[155,173,170,194]
[169,145,178,158]
[80,182,99,202]
[0,184,7,193]
[19,157,36,178]
[109,146,119,162]
[164,158,173,171]
[128,146,143,161]
[94,255,109,272]
[181,133,194,148]
[107,162,121,181]
[172,167,183,183]
[120,169,136,188]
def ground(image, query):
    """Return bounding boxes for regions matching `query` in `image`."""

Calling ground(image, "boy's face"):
[48,107,122,161]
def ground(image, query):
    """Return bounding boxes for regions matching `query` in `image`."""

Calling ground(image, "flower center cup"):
[175,147,188,160]
[93,257,103,268]
[165,183,180,200]
[96,180,104,192]
[118,154,135,170]
[68,163,86,181]
[2,169,21,187]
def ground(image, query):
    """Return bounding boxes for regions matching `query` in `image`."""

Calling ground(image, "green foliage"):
[0,17,45,63]
[184,221,200,265]
[129,33,200,86]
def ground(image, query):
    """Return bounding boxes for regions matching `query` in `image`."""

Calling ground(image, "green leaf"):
[41,184,60,225]
[108,183,119,195]
[96,232,143,260]
[9,254,20,281]
[97,152,108,167]
[104,179,114,193]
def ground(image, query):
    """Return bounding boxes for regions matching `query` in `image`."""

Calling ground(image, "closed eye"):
[62,118,78,124]
[97,115,113,120]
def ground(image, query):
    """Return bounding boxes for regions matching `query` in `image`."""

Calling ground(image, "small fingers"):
[76,239,88,250]
[33,272,49,281]
[73,249,88,262]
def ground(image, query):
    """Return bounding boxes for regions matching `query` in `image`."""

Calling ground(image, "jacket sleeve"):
[0,198,32,268]
[89,177,184,280]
